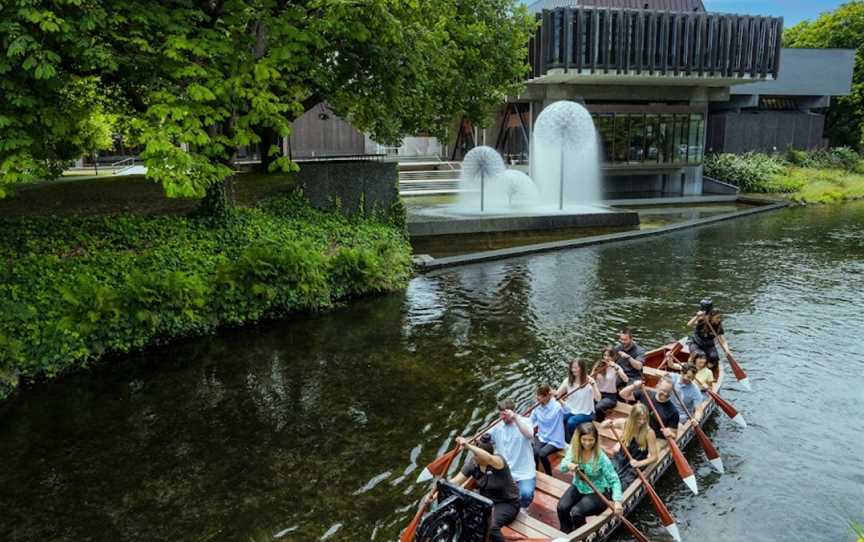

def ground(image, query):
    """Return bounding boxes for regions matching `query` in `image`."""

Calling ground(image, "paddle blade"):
[621,517,651,542]
[693,424,724,474]
[638,470,677,528]
[707,389,748,428]
[709,456,725,474]
[665,521,682,542]
[399,504,426,542]
[416,448,458,483]
[667,437,698,495]
[694,425,721,460]
[726,351,751,390]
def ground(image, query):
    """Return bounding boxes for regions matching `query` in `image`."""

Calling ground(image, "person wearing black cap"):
[687,298,730,366]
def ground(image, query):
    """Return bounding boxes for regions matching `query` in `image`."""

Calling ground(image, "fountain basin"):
[407,205,639,237]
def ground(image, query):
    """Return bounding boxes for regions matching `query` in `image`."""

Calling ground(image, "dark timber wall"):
[288,104,366,159]
[295,161,399,216]
[528,7,783,79]
[707,111,826,153]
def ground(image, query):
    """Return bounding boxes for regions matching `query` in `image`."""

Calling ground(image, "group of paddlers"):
[446,298,730,541]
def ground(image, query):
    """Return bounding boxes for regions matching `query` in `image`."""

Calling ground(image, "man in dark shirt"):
[619,376,679,439]
[614,327,646,382]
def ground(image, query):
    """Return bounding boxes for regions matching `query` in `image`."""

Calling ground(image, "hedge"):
[0,195,412,400]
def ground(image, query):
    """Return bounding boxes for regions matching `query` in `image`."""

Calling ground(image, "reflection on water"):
[2,203,864,541]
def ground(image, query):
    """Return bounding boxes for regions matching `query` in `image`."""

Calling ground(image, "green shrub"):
[0,195,412,400]
[704,152,786,192]
[783,147,861,171]
[830,147,861,170]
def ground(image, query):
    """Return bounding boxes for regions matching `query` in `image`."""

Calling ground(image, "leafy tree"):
[784,2,864,149]
[1,0,535,216]
[66,77,120,173]
[0,2,117,196]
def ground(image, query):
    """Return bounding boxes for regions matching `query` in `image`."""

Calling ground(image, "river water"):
[2,202,863,542]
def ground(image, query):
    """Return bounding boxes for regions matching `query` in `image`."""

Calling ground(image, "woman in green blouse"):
[556,422,624,533]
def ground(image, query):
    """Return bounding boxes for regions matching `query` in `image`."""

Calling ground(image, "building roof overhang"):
[527,69,774,87]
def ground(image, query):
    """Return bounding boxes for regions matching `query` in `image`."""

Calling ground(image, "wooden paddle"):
[703,318,751,391]
[609,424,681,542]
[670,384,724,474]
[642,385,699,495]
[415,415,501,483]
[400,449,460,542]
[657,341,684,371]
[705,388,748,428]
[572,467,650,542]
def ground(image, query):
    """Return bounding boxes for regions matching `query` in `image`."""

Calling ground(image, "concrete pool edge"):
[412,197,790,271]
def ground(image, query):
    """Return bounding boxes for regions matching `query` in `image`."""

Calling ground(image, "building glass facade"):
[590,112,704,166]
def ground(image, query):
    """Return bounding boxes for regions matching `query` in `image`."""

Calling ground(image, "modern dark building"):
[486,0,785,197]
[480,0,855,198]
[708,47,855,153]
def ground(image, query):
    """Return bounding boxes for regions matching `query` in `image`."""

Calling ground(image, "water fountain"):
[408,100,639,238]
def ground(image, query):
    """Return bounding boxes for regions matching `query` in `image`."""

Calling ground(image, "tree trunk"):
[199,173,236,220]
[199,120,237,220]
[255,125,280,173]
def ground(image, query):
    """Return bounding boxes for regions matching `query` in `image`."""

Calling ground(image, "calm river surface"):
[2,202,864,542]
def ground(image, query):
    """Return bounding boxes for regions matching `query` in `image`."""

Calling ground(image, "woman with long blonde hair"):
[601,403,659,488]
[557,422,623,533]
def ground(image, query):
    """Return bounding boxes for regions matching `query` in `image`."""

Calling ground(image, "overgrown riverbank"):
[0,194,412,401]
[705,148,864,204]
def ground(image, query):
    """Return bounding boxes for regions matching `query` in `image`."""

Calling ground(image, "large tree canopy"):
[0,2,118,195]
[0,0,535,205]
[784,1,864,149]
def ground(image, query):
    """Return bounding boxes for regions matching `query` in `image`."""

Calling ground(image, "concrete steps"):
[398,161,462,195]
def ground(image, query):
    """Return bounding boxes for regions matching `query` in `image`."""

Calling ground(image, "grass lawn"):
[773,167,864,203]
[0,172,297,218]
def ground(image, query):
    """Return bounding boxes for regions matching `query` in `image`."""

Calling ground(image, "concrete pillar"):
[682,165,704,195]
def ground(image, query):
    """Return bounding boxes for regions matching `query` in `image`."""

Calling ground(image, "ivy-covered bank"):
[0,196,412,400]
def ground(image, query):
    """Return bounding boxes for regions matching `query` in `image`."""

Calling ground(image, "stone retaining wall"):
[296,161,399,215]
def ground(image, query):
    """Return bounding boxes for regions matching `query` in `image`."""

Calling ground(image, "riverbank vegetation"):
[704,148,864,204]
[0,193,412,401]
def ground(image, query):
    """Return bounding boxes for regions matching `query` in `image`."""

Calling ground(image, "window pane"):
[659,114,674,163]
[596,114,615,162]
[674,114,688,163]
[645,114,659,162]
[613,114,629,163]
[629,114,645,163]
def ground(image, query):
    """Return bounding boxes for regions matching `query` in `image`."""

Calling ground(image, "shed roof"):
[527,0,705,13]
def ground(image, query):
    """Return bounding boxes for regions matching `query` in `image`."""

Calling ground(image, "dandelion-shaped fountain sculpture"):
[461,146,506,212]
[499,169,539,207]
[532,101,598,210]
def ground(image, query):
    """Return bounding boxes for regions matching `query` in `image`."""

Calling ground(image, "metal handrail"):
[110,156,138,174]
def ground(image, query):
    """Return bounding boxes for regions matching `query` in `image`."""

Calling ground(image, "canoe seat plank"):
[502,519,546,539]
[527,490,563,532]
[536,471,570,499]
[518,511,567,538]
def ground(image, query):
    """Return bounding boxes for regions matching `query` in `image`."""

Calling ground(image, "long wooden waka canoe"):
[411,342,725,541]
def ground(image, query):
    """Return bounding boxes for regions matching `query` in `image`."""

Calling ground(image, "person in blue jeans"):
[489,397,537,509]
[530,384,566,475]
[556,358,601,442]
